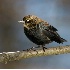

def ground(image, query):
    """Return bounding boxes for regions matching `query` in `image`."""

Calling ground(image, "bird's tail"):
[60,38,67,44]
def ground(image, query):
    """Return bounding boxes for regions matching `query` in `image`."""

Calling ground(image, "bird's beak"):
[18,20,29,29]
[18,20,25,24]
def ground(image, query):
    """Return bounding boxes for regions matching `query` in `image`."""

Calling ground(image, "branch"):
[0,45,70,64]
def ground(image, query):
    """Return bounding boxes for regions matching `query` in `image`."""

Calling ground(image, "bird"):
[18,15,67,51]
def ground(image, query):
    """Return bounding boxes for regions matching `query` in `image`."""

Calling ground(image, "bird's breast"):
[24,27,51,45]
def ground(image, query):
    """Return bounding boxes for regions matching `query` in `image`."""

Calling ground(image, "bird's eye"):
[25,20,31,23]
[27,20,29,22]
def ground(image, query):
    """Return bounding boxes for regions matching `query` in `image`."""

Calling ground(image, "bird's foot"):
[26,45,47,52]
[26,47,38,54]
[42,47,47,52]
[35,45,47,52]
[27,47,36,51]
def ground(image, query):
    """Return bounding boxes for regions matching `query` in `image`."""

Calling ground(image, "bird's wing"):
[43,22,58,31]
[42,25,65,43]
[48,25,58,31]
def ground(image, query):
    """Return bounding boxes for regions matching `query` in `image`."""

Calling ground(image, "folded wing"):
[43,25,67,44]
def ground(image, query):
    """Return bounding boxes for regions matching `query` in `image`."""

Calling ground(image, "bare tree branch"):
[0,45,70,64]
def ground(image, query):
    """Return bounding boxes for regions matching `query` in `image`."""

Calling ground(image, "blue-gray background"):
[0,0,70,69]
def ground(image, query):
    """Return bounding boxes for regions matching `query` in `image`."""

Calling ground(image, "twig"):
[0,45,70,64]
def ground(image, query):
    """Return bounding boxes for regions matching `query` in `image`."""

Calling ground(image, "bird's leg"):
[27,45,44,51]
[36,45,47,52]
[26,47,33,51]
[26,46,38,52]
[26,47,39,54]
[26,45,47,52]
[42,45,47,52]
[26,46,41,52]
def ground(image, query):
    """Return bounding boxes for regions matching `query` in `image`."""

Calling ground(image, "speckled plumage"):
[19,15,67,49]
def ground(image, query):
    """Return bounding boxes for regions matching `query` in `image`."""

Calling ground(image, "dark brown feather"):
[22,15,67,46]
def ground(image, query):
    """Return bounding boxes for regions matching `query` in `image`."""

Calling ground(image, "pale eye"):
[27,20,29,22]
[25,20,32,23]
[25,20,29,23]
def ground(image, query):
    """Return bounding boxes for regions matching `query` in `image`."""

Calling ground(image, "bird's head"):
[18,15,42,29]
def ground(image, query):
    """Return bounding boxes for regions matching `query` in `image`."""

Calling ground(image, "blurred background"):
[0,0,70,69]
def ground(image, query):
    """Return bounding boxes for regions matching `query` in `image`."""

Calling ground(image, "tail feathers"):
[54,37,67,44]
[60,38,67,44]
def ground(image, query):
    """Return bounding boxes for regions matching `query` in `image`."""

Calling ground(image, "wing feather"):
[42,25,66,43]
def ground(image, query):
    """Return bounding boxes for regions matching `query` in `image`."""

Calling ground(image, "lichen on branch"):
[0,45,70,64]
